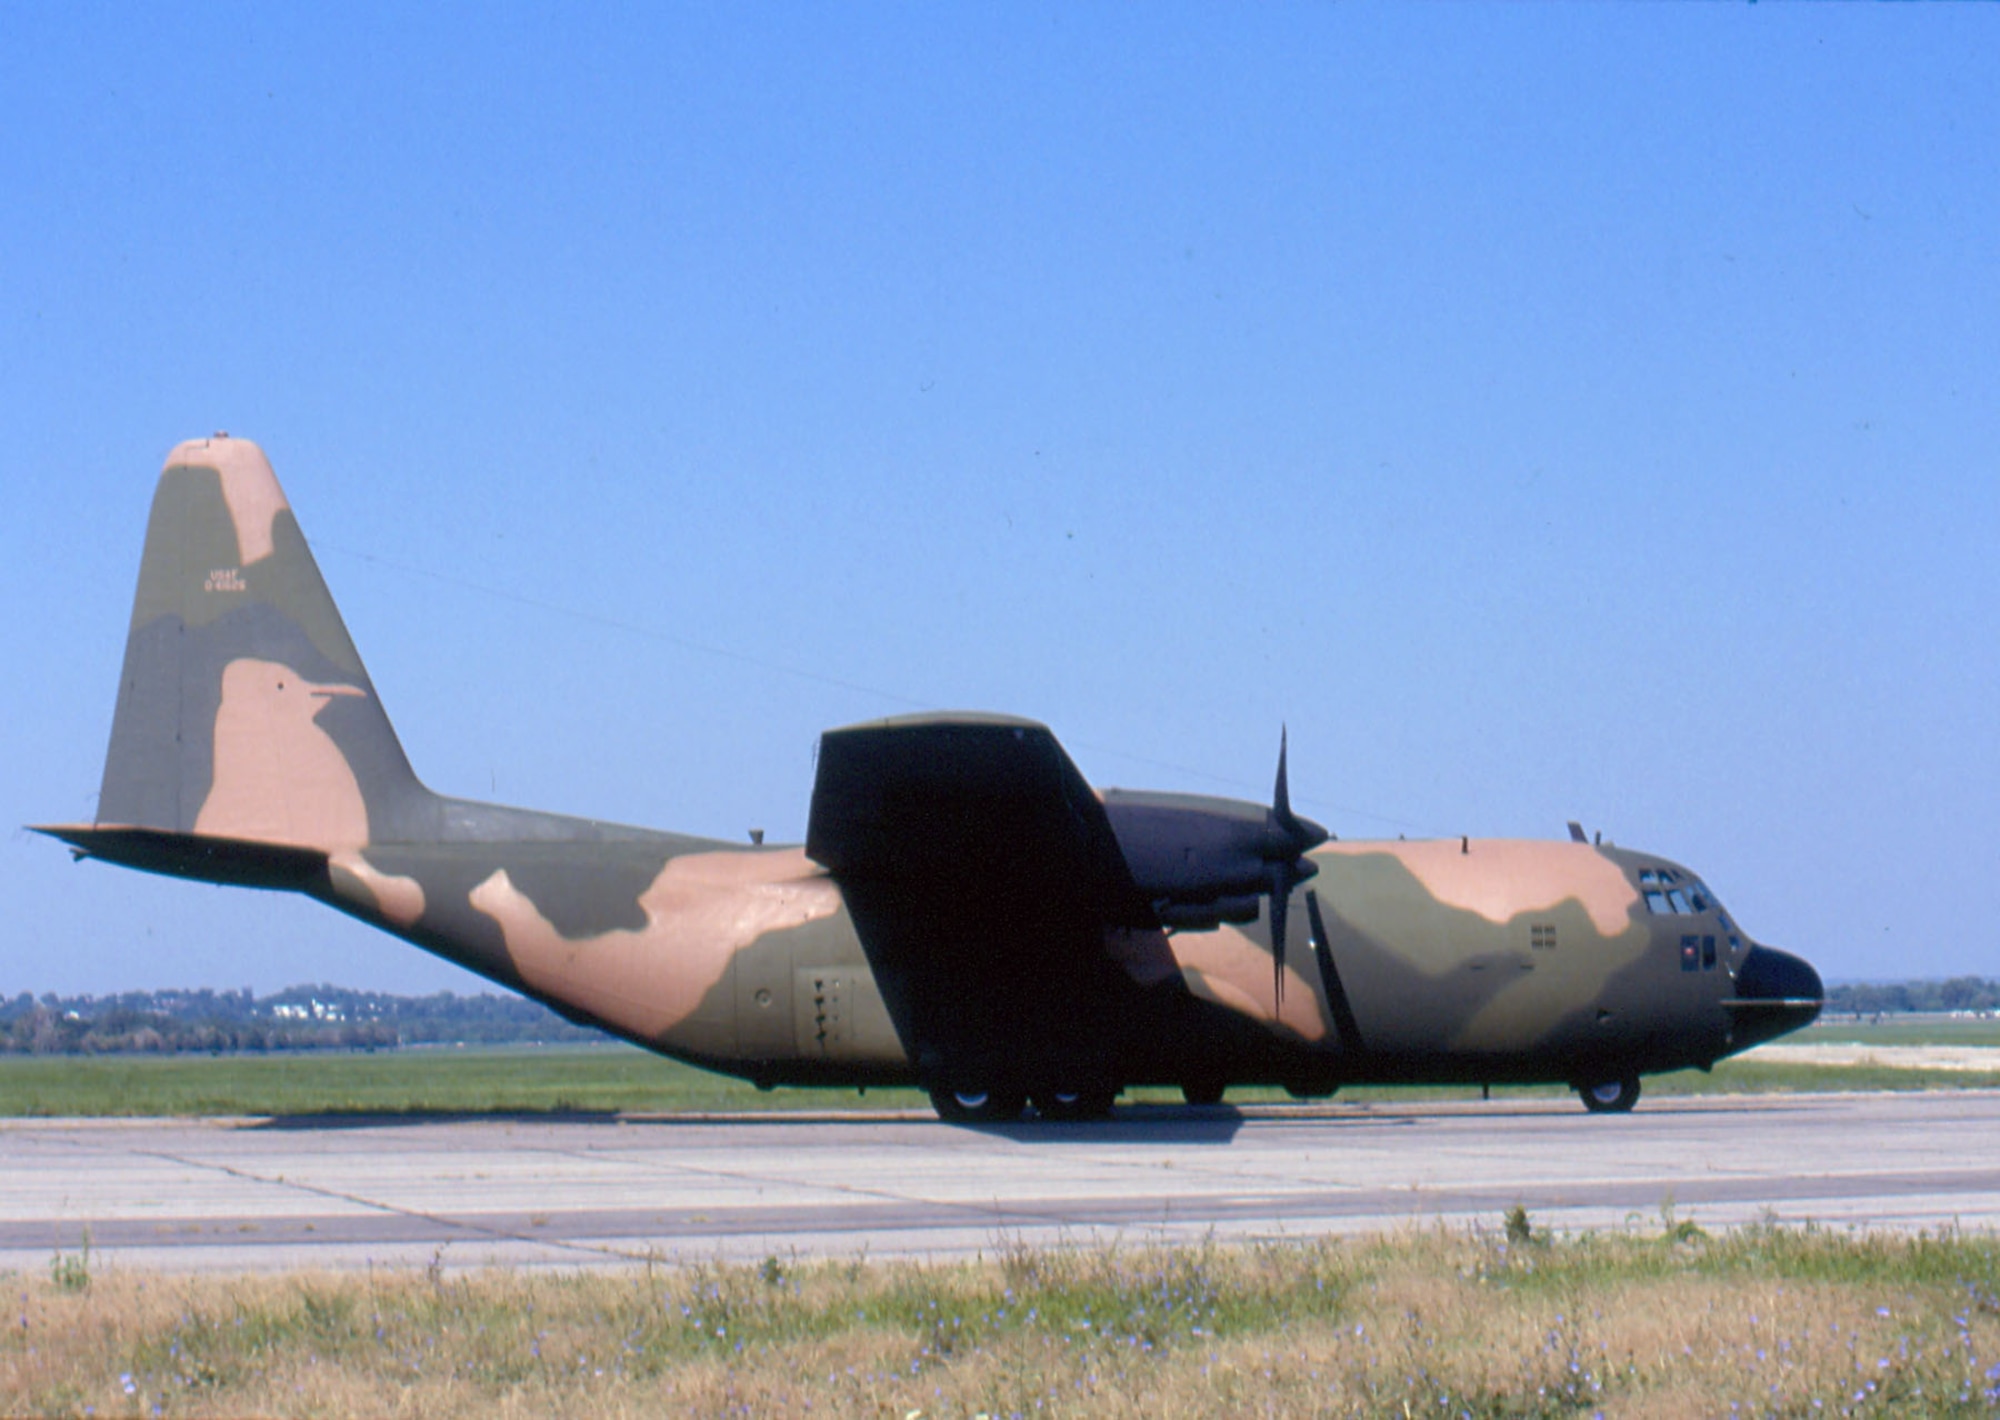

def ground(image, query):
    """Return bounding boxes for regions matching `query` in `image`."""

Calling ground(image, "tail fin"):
[86,436,430,855]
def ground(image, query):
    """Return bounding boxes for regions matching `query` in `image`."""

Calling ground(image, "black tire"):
[1283,1080,1339,1101]
[928,1087,1027,1124]
[1180,1079,1226,1107]
[1032,1088,1117,1122]
[1577,1077,1641,1114]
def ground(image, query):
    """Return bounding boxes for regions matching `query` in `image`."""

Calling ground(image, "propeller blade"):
[1267,726,1328,1012]
[1273,725,1295,832]
[1305,887,1327,953]
[1306,888,1366,1054]
[1269,726,1329,854]
[1269,862,1290,1008]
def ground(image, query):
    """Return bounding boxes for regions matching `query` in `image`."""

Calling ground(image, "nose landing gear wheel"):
[928,1087,1027,1124]
[1180,1079,1226,1107]
[1577,1077,1641,1113]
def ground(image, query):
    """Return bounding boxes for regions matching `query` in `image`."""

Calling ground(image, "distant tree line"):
[0,984,610,1055]
[1824,977,2000,1018]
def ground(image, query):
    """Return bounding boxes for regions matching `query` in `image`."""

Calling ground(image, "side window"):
[1644,889,1669,915]
[1701,935,1717,970]
[1680,935,1699,972]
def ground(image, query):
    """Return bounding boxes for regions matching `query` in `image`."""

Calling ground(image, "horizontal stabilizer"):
[33,824,328,890]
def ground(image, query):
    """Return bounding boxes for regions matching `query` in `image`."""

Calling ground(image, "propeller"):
[1305,886,1365,1053]
[1266,727,1329,1007]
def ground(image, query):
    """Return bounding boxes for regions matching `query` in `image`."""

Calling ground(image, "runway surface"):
[3,1092,1996,1272]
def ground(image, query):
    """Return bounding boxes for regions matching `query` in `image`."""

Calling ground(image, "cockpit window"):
[1639,869,1726,918]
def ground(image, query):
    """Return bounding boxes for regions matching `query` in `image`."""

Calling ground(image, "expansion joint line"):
[131,1149,659,1265]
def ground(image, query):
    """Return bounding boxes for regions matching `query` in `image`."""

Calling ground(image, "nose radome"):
[1726,943,1825,1050]
[1736,943,1824,1006]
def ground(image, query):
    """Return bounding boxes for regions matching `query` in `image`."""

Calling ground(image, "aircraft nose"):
[1728,943,1824,1047]
[1737,943,1823,1006]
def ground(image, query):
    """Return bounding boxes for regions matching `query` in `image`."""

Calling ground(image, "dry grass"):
[5,1223,2000,1417]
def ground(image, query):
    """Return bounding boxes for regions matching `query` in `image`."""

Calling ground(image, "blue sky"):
[3,4,1994,994]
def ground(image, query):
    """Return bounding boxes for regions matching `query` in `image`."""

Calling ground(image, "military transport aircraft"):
[37,437,1824,1122]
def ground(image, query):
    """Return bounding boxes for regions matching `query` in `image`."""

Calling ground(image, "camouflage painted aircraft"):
[37,437,1824,1122]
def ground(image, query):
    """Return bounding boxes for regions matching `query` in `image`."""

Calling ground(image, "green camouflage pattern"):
[37,438,1822,1115]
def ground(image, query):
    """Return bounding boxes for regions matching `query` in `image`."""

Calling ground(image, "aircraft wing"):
[806,713,1159,1095]
[806,712,1143,915]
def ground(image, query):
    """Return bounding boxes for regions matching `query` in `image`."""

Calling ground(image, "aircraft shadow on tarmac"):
[944,1105,1247,1144]
[249,1110,625,1132]
[244,1096,1787,1136]
[248,1103,1250,1142]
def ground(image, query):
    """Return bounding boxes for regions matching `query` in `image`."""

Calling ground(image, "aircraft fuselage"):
[288,817,1815,1097]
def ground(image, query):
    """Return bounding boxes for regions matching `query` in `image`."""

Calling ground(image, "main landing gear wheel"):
[1032,1088,1117,1122]
[928,1087,1027,1124]
[1180,1079,1226,1107]
[1577,1077,1641,1114]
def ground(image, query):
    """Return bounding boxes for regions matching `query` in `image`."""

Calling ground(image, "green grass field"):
[1801,1013,2000,1047]
[0,1014,1995,1118]
[0,1044,813,1118]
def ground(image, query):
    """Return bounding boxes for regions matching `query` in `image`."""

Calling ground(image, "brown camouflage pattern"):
[36,437,1820,1111]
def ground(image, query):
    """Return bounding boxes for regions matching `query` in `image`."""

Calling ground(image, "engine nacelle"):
[1101,788,1325,930]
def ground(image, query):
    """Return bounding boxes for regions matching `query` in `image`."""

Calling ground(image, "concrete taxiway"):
[2,1091,1996,1273]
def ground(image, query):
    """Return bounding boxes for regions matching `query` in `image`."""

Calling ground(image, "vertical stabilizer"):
[95,436,428,849]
